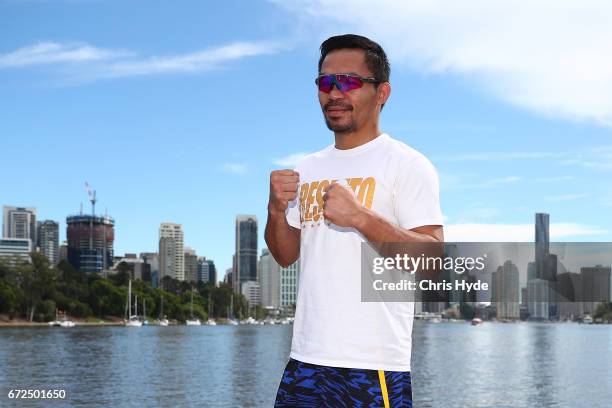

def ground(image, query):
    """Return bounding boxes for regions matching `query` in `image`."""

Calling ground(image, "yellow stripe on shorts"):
[378,369,390,408]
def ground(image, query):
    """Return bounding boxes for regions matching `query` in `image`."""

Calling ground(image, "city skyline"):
[2,1,612,276]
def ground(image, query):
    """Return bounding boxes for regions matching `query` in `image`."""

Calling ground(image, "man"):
[266,34,444,407]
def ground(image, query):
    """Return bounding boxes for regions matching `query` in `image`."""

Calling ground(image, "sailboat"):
[157,296,169,326]
[48,309,75,327]
[205,292,216,326]
[227,294,238,326]
[185,290,201,326]
[142,298,149,325]
[125,280,143,327]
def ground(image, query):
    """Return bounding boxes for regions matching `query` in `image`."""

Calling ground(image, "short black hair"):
[318,34,390,84]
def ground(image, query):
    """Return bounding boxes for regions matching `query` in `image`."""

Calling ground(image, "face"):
[318,49,385,133]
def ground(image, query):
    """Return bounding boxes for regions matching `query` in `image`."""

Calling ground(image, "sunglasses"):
[315,73,379,93]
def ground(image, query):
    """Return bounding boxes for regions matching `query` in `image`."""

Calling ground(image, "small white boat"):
[226,295,238,325]
[241,316,257,325]
[49,309,75,327]
[59,319,76,328]
[205,319,217,326]
[471,317,483,326]
[125,281,143,327]
[185,289,201,325]
[583,315,593,324]
[185,319,201,326]
[157,296,169,326]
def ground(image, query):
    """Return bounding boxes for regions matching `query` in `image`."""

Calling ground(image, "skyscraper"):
[37,220,59,265]
[581,265,611,315]
[159,222,185,281]
[0,238,31,266]
[280,260,299,311]
[235,215,258,294]
[184,247,198,283]
[207,260,217,285]
[3,206,37,247]
[259,248,280,308]
[535,213,550,280]
[492,260,520,320]
[66,214,114,273]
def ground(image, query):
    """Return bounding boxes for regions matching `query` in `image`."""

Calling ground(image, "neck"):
[334,123,382,150]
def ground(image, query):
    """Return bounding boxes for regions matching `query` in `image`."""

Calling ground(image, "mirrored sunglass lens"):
[336,75,363,91]
[317,76,333,92]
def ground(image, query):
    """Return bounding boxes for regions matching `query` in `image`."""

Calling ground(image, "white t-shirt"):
[285,132,444,372]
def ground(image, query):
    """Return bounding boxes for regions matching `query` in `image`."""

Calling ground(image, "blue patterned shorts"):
[274,358,412,407]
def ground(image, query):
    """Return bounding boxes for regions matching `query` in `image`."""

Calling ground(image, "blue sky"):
[1,1,611,280]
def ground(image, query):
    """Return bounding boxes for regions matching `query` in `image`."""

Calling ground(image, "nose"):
[328,82,345,99]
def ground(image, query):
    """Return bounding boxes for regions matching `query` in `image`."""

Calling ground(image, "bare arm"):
[264,169,301,268]
[265,209,300,268]
[354,208,443,244]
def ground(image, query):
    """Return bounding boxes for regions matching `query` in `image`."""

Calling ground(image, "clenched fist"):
[322,181,364,228]
[268,169,300,214]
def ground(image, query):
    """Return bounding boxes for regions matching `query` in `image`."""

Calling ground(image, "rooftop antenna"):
[85,182,97,216]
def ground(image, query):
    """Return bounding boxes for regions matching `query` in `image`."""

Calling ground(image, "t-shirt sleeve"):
[393,156,444,230]
[285,167,301,229]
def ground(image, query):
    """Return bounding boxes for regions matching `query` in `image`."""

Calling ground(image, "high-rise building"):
[242,280,261,306]
[224,268,232,285]
[528,279,550,320]
[280,260,299,311]
[235,215,258,294]
[59,242,68,263]
[207,260,217,285]
[533,212,558,319]
[197,256,209,283]
[0,238,31,266]
[259,248,280,308]
[492,260,520,320]
[159,222,184,281]
[66,214,114,273]
[535,213,556,280]
[581,265,611,315]
[184,247,198,283]
[556,272,583,319]
[196,257,216,284]
[37,220,59,265]
[3,206,37,247]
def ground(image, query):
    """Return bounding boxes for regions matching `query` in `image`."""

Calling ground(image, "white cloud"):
[222,162,248,174]
[102,41,284,78]
[273,152,308,167]
[444,223,606,242]
[276,0,612,125]
[0,40,285,80]
[0,42,129,67]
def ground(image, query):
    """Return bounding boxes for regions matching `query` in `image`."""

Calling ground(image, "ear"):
[378,82,391,106]
[378,82,391,105]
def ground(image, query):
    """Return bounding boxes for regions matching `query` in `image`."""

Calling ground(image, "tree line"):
[0,252,262,322]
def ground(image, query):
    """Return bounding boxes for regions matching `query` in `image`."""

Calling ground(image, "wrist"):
[353,207,371,231]
[267,203,286,217]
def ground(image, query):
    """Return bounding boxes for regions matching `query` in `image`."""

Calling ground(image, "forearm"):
[354,208,442,244]
[264,208,300,268]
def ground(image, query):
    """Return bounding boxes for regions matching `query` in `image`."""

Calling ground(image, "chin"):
[325,119,355,133]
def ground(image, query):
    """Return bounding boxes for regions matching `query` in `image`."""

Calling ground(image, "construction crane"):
[85,181,97,216]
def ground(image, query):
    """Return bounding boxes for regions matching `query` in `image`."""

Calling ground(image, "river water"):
[1,321,610,407]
